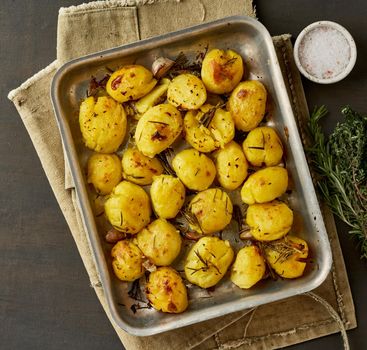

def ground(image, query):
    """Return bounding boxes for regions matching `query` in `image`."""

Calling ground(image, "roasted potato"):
[183,104,235,152]
[213,141,248,190]
[150,175,185,219]
[121,147,163,185]
[231,245,266,289]
[264,236,308,279]
[184,236,234,288]
[167,73,207,110]
[134,103,183,158]
[104,181,151,234]
[228,81,267,132]
[172,148,216,191]
[188,188,233,234]
[246,201,293,241]
[106,65,157,103]
[146,267,188,313]
[201,49,244,94]
[241,166,288,205]
[87,153,122,195]
[111,240,144,281]
[243,126,284,167]
[137,218,182,266]
[79,96,127,153]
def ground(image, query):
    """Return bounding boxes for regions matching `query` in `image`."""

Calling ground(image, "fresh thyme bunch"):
[308,106,367,259]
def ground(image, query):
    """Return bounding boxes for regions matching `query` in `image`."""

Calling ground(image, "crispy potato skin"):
[228,81,267,132]
[134,104,183,158]
[150,175,185,219]
[201,49,244,94]
[137,219,182,266]
[104,181,151,234]
[189,188,233,234]
[79,96,127,153]
[111,240,144,281]
[241,167,288,205]
[167,74,207,110]
[231,246,266,289]
[87,153,122,195]
[264,236,308,278]
[121,147,163,185]
[146,267,188,313]
[243,126,284,167]
[106,65,157,103]
[213,141,248,190]
[184,236,234,288]
[172,148,216,191]
[246,201,293,241]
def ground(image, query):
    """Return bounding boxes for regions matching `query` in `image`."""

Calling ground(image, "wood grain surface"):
[1,1,366,349]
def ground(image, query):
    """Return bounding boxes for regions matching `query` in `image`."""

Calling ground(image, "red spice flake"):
[111,75,123,90]
[168,302,177,312]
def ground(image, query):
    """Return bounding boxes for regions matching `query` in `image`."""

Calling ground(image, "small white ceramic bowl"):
[294,21,357,84]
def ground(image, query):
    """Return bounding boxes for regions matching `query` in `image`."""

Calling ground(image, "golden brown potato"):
[184,236,234,288]
[87,153,122,195]
[264,236,308,279]
[201,49,244,94]
[246,201,293,241]
[228,81,267,132]
[79,96,127,153]
[150,175,185,219]
[146,267,188,313]
[104,181,151,234]
[231,246,266,289]
[167,73,207,110]
[183,104,235,152]
[243,126,284,167]
[172,148,216,191]
[106,65,157,103]
[121,147,163,185]
[111,240,144,281]
[188,188,233,234]
[134,103,183,158]
[241,167,288,205]
[137,218,182,266]
[213,141,248,190]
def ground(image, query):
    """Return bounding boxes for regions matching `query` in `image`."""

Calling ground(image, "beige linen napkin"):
[8,1,356,349]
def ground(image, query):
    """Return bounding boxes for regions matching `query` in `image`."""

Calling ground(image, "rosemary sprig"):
[199,103,226,128]
[261,239,303,264]
[157,148,176,176]
[308,106,367,259]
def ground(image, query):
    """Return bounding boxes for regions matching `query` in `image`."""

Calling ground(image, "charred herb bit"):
[128,279,145,303]
[248,146,265,150]
[148,120,169,126]
[222,56,237,67]
[308,106,367,259]
[87,74,110,97]
[151,130,167,141]
[130,303,152,314]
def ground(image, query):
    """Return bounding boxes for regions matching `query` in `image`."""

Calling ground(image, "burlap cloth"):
[8,1,356,349]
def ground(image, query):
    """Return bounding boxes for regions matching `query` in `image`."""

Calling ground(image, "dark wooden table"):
[1,1,366,349]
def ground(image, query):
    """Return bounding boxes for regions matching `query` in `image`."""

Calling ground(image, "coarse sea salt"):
[298,26,351,79]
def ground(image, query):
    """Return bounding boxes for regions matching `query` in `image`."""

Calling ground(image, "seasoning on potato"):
[241,166,288,205]
[79,96,127,153]
[167,73,207,110]
[87,153,122,195]
[111,240,144,281]
[172,148,216,191]
[246,201,293,241]
[106,65,157,103]
[231,245,266,289]
[201,48,244,94]
[263,236,308,279]
[146,267,188,313]
[121,147,163,185]
[213,141,248,190]
[243,126,284,167]
[228,80,267,132]
[134,103,183,158]
[137,218,182,266]
[188,188,233,235]
[184,236,234,289]
[150,175,185,219]
[104,181,151,234]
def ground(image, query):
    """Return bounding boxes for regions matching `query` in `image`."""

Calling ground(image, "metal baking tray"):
[51,15,332,336]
